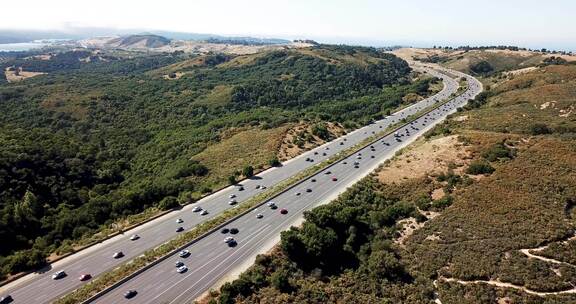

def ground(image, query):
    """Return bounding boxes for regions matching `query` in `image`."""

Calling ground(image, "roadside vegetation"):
[208,58,576,303]
[0,45,439,279]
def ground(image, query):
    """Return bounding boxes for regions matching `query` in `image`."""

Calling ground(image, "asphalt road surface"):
[90,68,482,304]
[0,66,469,304]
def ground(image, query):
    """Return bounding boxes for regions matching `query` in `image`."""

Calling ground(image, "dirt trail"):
[435,233,576,299]
[440,277,576,296]
[519,234,576,268]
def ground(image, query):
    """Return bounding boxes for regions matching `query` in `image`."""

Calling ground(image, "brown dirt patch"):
[377,135,471,183]
[5,67,44,82]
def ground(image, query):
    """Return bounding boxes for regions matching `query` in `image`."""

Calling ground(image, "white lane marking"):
[141,223,271,304]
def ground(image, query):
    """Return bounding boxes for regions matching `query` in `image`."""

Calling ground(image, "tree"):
[268,157,281,167]
[157,196,179,210]
[14,190,41,223]
[228,175,237,185]
[242,165,254,178]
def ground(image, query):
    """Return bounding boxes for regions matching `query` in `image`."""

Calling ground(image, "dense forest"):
[0,45,435,278]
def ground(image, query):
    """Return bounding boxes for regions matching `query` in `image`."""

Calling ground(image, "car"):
[305,157,311,162]
[200,210,208,215]
[129,234,140,241]
[229,228,239,234]
[238,186,245,191]
[267,201,276,207]
[314,151,319,155]
[261,185,267,189]
[52,270,66,280]
[356,156,362,159]
[306,188,312,193]
[322,152,327,156]
[229,194,236,199]
[332,177,338,181]
[0,295,13,304]
[176,218,183,223]
[177,265,188,273]
[342,161,347,164]
[192,206,202,212]
[124,290,137,299]
[256,213,264,219]
[324,171,331,175]
[311,178,316,182]
[175,261,184,267]
[280,208,288,214]
[79,273,92,281]
[176,226,184,232]
[371,155,375,158]
[340,142,344,145]
[295,192,301,196]
[255,185,261,189]
[179,250,190,258]
[113,251,124,259]
[221,228,230,234]
[354,165,359,168]
[325,147,330,150]
[270,204,278,210]
[224,236,235,243]
[228,199,237,205]
[343,138,347,141]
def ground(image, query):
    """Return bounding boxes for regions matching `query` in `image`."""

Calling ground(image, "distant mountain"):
[109,34,171,48]
[149,31,290,45]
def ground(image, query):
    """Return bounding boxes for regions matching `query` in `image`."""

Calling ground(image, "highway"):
[0,65,465,303]
[89,67,482,304]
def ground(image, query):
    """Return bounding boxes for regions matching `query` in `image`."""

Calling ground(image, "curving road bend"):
[0,66,461,303]
[90,67,482,304]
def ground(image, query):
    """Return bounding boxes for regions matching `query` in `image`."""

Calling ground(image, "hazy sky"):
[2,0,575,50]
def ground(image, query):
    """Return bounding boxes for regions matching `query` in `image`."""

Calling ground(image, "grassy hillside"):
[209,63,576,303]
[0,45,437,279]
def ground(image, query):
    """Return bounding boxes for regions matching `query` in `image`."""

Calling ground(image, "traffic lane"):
[2,69,461,303]
[93,81,481,304]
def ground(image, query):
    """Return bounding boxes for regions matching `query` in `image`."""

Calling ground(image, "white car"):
[256,213,264,219]
[266,201,276,207]
[179,250,190,258]
[228,199,237,205]
[200,210,208,215]
[229,194,236,199]
[177,265,188,273]
[224,237,235,243]
[176,218,183,223]
[129,234,140,241]
[192,206,202,212]
[52,270,66,280]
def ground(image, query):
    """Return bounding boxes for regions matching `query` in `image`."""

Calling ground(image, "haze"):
[2,0,576,50]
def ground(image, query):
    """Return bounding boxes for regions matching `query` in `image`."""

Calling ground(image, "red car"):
[332,177,338,181]
[280,208,288,214]
[79,274,92,281]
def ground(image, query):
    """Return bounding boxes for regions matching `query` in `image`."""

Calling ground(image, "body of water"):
[0,39,70,52]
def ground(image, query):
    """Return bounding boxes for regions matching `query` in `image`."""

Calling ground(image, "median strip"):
[56,71,466,304]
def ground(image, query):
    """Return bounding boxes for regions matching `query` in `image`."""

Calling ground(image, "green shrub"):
[466,161,495,175]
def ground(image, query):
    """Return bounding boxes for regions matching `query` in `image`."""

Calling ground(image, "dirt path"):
[439,277,576,296]
[519,234,576,268]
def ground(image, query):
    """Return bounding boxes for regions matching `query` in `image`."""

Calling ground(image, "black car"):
[124,290,137,299]
[221,228,230,234]
[176,226,184,232]
[0,295,13,304]
[306,188,312,193]
[229,228,239,234]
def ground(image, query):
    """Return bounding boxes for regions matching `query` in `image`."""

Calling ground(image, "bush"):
[482,142,515,161]
[157,196,179,210]
[242,165,254,178]
[530,123,552,135]
[268,157,281,167]
[466,161,495,175]
[431,195,453,210]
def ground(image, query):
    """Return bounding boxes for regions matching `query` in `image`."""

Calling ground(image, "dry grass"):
[277,122,345,160]
[377,135,471,183]
[191,126,288,187]
[193,85,233,107]
[5,68,44,82]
